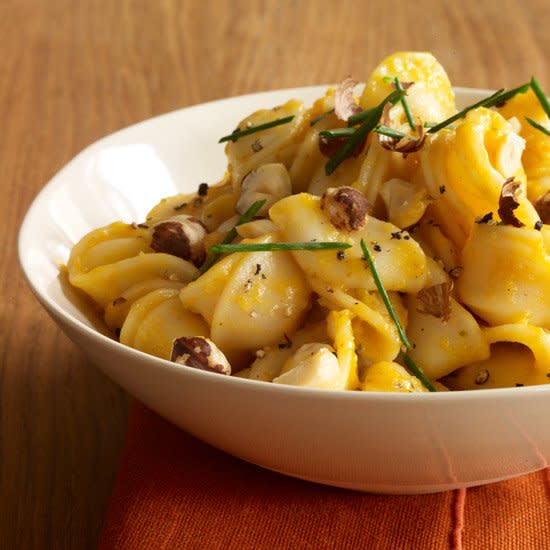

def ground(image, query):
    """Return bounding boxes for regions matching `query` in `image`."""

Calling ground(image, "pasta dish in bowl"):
[19,52,550,493]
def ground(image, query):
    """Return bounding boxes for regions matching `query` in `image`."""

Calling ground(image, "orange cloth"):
[99,404,550,550]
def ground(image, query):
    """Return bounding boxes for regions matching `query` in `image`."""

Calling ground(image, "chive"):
[394,77,415,130]
[319,128,356,139]
[427,89,505,133]
[219,115,294,143]
[193,199,266,278]
[484,82,530,108]
[310,108,335,126]
[530,77,550,119]
[526,117,550,137]
[209,241,352,254]
[360,239,411,349]
[360,239,436,392]
[347,107,376,127]
[325,89,404,175]
[400,352,437,393]
[423,121,437,128]
[374,125,410,140]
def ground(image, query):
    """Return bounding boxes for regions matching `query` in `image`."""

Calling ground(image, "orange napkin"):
[99,404,550,550]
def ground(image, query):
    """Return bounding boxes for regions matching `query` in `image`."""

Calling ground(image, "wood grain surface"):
[1,0,548,548]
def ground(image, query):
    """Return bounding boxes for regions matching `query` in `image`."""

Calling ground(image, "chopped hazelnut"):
[171,336,231,375]
[534,191,550,225]
[151,215,207,267]
[498,177,524,228]
[320,186,370,231]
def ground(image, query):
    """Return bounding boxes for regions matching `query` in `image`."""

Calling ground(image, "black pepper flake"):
[278,334,292,349]
[198,183,209,196]
[439,185,446,194]
[515,383,524,387]
[261,274,267,280]
[137,223,149,229]
[373,243,382,252]
[254,263,262,275]
[475,212,494,224]
[174,202,188,211]
[251,139,264,153]
[391,231,402,240]
[336,251,345,260]
[535,220,543,231]
[403,234,410,240]
[546,373,550,378]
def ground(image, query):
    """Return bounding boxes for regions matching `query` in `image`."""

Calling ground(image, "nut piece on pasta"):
[498,177,524,228]
[236,163,292,216]
[151,215,207,266]
[170,336,231,375]
[320,187,370,231]
[534,190,550,225]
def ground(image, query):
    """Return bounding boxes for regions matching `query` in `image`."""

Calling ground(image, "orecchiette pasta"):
[65,51,550,391]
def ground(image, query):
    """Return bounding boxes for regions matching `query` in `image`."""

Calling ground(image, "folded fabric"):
[99,404,550,550]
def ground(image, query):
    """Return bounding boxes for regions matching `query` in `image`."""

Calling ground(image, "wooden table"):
[2,1,548,547]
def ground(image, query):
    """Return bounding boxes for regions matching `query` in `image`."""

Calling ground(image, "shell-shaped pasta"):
[104,279,185,330]
[380,178,430,228]
[70,252,196,309]
[182,233,311,364]
[289,90,338,193]
[326,309,360,390]
[179,253,241,325]
[120,288,209,360]
[498,89,550,201]
[270,193,427,293]
[273,343,341,389]
[146,179,236,232]
[406,295,490,380]
[311,280,402,364]
[421,108,537,248]
[225,100,307,191]
[248,321,328,382]
[457,224,550,327]
[67,222,152,277]
[360,52,456,124]
[444,324,550,389]
[361,361,426,393]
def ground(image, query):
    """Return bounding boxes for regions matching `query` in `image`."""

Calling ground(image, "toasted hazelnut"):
[151,215,207,266]
[320,187,370,231]
[534,190,550,225]
[236,163,292,216]
[170,336,231,375]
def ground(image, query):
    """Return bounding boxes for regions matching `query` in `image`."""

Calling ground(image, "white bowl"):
[18,86,550,494]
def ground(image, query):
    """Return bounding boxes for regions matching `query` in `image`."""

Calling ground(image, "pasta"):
[66,51,550,392]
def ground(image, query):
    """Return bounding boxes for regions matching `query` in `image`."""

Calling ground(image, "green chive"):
[428,89,505,133]
[319,128,356,139]
[310,108,335,126]
[209,241,352,254]
[359,239,437,392]
[484,82,530,108]
[360,239,411,349]
[530,77,550,119]
[219,115,294,143]
[325,90,404,175]
[423,121,437,128]
[525,117,550,137]
[394,78,415,130]
[374,125,410,140]
[347,107,376,127]
[193,199,266,278]
[400,352,437,393]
